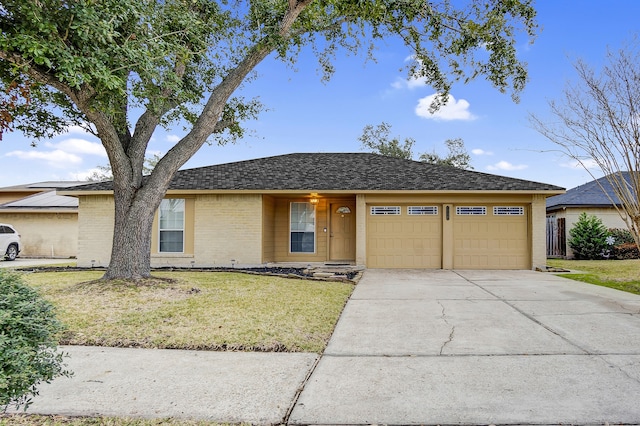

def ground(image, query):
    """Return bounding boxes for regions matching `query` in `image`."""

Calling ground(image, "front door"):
[329,202,356,261]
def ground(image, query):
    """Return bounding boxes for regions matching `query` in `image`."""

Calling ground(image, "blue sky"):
[1,1,638,189]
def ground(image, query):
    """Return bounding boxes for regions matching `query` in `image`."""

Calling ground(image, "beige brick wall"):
[190,194,263,267]
[262,196,276,263]
[77,195,114,267]
[0,212,77,258]
[78,194,265,268]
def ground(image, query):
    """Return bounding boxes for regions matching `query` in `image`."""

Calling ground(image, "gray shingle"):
[546,172,636,211]
[67,153,564,192]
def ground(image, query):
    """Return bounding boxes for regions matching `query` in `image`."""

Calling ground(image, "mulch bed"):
[17,265,360,282]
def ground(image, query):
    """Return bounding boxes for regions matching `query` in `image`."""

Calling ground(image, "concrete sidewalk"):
[15,347,317,424]
[15,269,640,424]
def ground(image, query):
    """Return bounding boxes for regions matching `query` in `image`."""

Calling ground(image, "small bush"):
[611,242,640,260]
[568,212,610,259]
[608,228,636,245]
[0,270,71,412]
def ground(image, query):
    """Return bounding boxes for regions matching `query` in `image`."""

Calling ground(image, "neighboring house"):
[546,173,630,258]
[61,153,564,270]
[0,182,84,258]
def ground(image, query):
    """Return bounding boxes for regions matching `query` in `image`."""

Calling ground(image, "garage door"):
[367,205,442,268]
[453,205,529,269]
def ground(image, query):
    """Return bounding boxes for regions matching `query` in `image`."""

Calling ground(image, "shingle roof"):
[0,181,87,191]
[0,190,78,209]
[66,153,564,192]
[546,172,635,211]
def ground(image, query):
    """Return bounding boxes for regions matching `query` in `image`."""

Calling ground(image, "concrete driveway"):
[290,269,640,425]
[0,257,74,268]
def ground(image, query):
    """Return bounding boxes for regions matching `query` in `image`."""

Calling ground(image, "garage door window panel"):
[493,206,524,215]
[456,206,487,215]
[408,206,439,215]
[370,206,401,215]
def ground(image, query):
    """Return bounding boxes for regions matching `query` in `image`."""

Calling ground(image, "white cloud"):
[391,75,428,90]
[415,94,477,121]
[391,55,429,90]
[67,167,107,181]
[486,161,528,171]
[6,149,83,168]
[64,125,95,136]
[166,134,181,143]
[560,158,600,170]
[472,148,493,156]
[45,138,107,156]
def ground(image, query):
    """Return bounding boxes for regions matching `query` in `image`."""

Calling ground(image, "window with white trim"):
[370,206,401,215]
[408,206,439,215]
[290,202,315,253]
[159,199,185,253]
[493,206,524,215]
[456,206,487,215]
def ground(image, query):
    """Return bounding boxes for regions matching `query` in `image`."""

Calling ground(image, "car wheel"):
[5,244,18,261]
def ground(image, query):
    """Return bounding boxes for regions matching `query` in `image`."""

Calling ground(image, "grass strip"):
[22,271,354,353]
[547,258,640,296]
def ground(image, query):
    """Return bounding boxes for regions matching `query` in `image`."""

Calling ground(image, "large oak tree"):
[0,0,537,279]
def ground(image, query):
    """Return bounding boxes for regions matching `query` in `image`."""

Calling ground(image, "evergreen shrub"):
[0,270,71,412]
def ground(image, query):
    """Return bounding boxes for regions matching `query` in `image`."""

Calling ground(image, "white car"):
[0,223,21,261]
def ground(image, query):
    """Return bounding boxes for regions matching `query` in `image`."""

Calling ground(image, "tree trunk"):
[103,184,164,280]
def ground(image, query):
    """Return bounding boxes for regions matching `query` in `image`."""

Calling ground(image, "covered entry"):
[365,203,530,270]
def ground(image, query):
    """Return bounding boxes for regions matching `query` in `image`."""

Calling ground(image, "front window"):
[290,202,315,253]
[159,199,185,253]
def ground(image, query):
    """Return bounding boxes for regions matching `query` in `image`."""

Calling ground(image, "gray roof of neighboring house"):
[0,181,87,191]
[0,190,78,209]
[546,172,635,211]
[64,153,564,192]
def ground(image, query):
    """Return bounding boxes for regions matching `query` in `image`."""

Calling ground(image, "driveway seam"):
[283,354,321,424]
[454,271,640,390]
[453,270,592,355]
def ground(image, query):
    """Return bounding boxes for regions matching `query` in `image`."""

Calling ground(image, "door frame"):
[328,200,356,261]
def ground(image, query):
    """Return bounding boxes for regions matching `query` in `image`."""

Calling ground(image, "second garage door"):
[453,205,529,269]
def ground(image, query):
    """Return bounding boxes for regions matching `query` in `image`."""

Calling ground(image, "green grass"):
[21,270,354,353]
[547,258,640,295]
[0,414,235,425]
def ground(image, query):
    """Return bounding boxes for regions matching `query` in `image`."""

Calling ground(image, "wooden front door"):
[329,202,356,261]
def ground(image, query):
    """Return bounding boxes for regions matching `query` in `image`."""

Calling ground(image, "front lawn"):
[22,271,354,353]
[547,258,640,295]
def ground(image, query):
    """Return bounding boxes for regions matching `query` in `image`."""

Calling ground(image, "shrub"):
[568,212,610,259]
[0,270,71,412]
[608,228,636,245]
[611,242,640,260]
